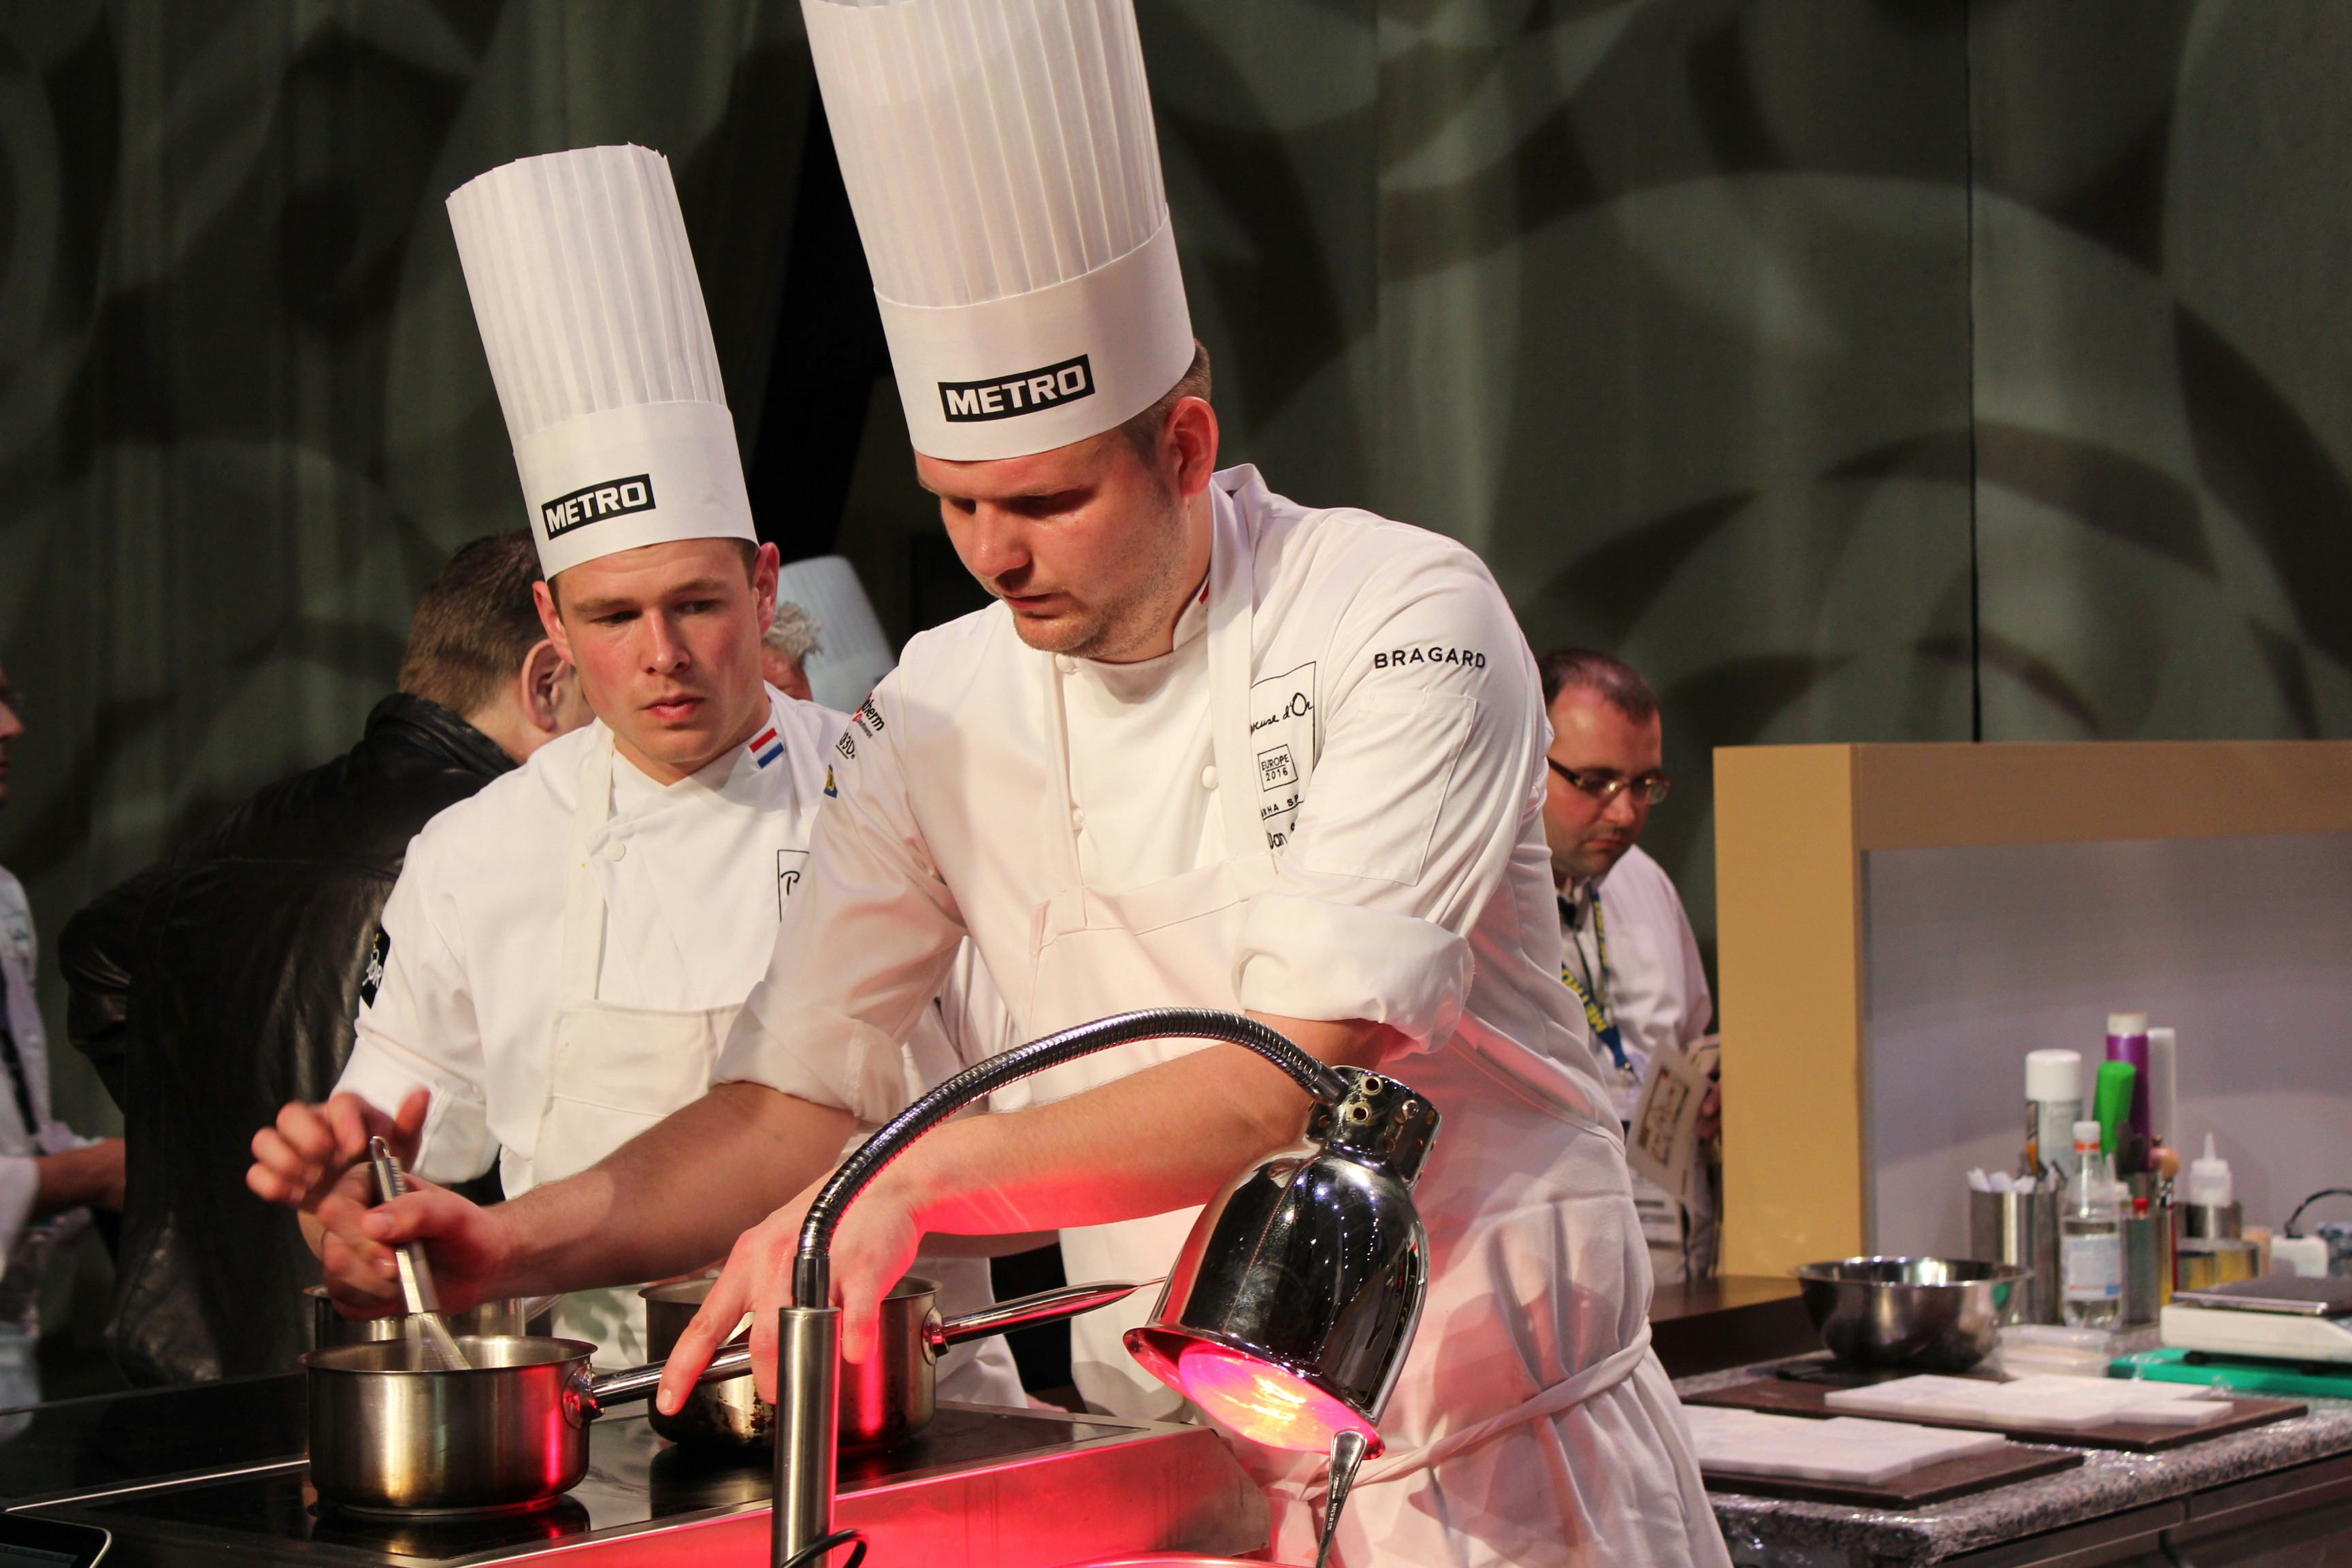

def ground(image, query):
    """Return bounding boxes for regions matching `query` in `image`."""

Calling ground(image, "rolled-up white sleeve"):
[1237,543,1539,1052]
[333,842,497,1185]
[716,674,968,1126]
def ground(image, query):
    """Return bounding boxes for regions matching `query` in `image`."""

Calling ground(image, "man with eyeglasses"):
[1537,649,1719,1280]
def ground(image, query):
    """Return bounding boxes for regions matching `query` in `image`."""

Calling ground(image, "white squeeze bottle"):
[2062,1120,2123,1328]
[2026,1049,2083,1182]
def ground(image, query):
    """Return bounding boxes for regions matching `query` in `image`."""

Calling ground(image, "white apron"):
[535,728,735,1365]
[1018,512,1726,1566]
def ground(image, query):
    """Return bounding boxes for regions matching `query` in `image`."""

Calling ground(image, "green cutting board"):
[2114,1347,2352,1400]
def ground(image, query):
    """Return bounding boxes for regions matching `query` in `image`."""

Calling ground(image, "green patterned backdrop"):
[4,0,2349,1157]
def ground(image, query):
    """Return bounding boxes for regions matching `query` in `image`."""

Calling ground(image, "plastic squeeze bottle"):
[2062,1120,2123,1329]
[2026,1049,2083,1183]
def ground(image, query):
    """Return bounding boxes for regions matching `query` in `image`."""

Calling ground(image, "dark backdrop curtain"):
[0,1,813,1138]
[6,0,2352,1139]
[832,0,2352,983]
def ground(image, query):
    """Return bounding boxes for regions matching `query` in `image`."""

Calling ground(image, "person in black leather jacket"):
[59,533,589,1384]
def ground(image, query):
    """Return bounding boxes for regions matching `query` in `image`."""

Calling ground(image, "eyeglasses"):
[1546,758,1671,807]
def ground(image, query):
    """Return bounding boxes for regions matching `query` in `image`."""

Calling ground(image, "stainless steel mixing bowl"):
[1793,1256,2025,1371]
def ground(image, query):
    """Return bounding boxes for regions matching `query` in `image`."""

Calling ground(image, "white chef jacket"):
[0,867,97,1410]
[1564,846,1718,1279]
[720,468,1728,1568]
[336,689,1018,1397]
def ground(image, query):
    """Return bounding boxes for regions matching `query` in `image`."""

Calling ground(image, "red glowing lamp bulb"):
[1169,1341,1381,1456]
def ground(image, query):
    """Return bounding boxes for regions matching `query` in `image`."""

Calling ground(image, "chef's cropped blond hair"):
[1120,340,1213,464]
[399,532,549,720]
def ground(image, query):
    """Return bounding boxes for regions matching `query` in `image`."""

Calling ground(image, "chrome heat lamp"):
[772,1007,1441,1568]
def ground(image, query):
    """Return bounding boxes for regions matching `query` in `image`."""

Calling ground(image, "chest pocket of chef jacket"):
[1292,689,1477,884]
[535,1002,732,1187]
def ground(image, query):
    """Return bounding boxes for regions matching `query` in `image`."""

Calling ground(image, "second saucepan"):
[642,1273,1151,1450]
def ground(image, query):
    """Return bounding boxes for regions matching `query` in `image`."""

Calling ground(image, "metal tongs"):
[366,1136,471,1371]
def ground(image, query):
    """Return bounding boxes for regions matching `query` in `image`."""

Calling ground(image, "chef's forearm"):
[486,1082,858,1294]
[894,1012,1399,1238]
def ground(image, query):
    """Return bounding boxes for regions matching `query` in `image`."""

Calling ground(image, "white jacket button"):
[1054,655,1077,675]
[1070,806,1085,831]
[1200,766,1218,790]
[602,840,625,861]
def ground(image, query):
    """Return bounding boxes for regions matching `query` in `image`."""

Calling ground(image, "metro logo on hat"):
[804,0,1196,462]
[446,146,755,576]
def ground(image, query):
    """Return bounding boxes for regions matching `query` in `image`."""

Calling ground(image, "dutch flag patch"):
[747,725,784,769]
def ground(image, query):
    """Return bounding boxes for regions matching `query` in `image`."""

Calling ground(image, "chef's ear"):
[533,578,574,662]
[519,638,570,734]
[749,540,781,632]
[1166,394,1220,501]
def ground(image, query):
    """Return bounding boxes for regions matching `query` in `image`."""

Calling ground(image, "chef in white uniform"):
[641,5,1719,1561]
[1537,648,1718,1283]
[246,146,1016,1394]
[313,14,1726,1563]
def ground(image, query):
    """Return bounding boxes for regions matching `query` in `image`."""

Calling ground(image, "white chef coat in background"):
[0,868,98,1413]
[721,467,1729,1568]
[1563,846,1718,1281]
[336,689,1017,1397]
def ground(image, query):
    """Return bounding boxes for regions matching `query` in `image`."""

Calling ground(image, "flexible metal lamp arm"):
[791,1007,1348,1307]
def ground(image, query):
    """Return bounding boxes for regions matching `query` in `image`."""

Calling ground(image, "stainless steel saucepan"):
[305,1286,559,1353]
[303,1333,753,1514]
[641,1273,1151,1450]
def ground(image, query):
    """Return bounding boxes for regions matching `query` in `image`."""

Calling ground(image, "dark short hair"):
[397,532,547,718]
[1119,340,1213,463]
[1537,647,1659,724]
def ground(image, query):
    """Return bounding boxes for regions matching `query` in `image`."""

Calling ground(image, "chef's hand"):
[248,1090,430,1295]
[328,1179,515,1319]
[248,1089,429,1212]
[654,1165,923,1414]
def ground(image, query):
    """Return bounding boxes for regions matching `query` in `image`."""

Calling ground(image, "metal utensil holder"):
[2121,1174,2172,1325]
[1969,1186,2061,1325]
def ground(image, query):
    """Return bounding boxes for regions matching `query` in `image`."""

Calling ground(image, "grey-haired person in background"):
[760,601,823,704]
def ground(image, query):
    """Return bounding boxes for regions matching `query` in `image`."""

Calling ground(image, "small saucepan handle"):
[581,1343,757,1418]
[930,1279,1158,1352]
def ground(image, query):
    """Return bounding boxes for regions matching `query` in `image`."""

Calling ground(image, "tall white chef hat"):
[446,145,756,577]
[806,0,1196,461]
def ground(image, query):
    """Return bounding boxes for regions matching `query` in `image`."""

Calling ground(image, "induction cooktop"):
[25,1405,1136,1567]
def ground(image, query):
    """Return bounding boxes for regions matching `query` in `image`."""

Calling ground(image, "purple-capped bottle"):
[2105,1012,2152,1158]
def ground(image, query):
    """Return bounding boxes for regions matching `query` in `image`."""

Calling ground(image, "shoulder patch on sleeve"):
[359,926,390,1008]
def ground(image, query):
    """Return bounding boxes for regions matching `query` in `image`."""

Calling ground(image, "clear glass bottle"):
[2062,1120,2123,1328]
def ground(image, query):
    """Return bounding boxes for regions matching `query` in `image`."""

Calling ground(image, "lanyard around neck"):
[1560,891,1628,1071]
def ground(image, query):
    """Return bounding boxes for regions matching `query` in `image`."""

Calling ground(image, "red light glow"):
[1171,1341,1379,1454]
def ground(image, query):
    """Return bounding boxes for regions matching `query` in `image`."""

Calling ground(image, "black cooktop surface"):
[0,1373,308,1503]
[39,1405,1132,1565]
